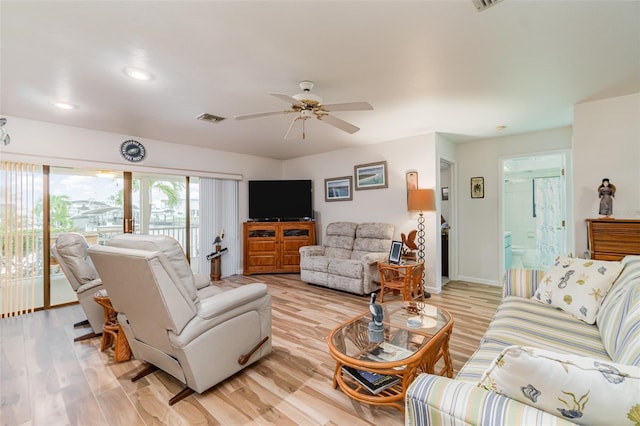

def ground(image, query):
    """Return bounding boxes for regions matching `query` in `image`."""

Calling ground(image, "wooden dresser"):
[586,219,640,260]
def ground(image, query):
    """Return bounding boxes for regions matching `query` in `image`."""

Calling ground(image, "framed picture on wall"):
[406,170,418,206]
[471,177,484,198]
[442,187,449,201]
[354,161,388,190]
[325,176,353,201]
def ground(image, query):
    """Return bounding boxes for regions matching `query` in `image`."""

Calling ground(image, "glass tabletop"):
[330,301,452,365]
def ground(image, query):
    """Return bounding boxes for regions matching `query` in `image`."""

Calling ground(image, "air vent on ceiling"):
[472,0,503,12]
[196,113,226,123]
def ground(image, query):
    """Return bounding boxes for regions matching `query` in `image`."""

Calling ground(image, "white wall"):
[283,133,446,293]
[0,116,282,275]
[0,116,283,222]
[455,126,572,285]
[6,92,637,289]
[573,93,640,256]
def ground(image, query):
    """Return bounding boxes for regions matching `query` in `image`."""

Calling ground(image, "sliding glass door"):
[49,168,124,306]
[3,163,205,315]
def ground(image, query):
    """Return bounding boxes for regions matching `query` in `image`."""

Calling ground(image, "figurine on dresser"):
[598,178,616,218]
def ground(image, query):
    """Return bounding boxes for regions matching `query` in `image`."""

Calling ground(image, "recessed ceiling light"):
[124,67,153,81]
[52,101,78,110]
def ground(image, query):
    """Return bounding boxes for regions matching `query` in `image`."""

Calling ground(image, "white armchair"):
[88,234,272,405]
[51,232,104,341]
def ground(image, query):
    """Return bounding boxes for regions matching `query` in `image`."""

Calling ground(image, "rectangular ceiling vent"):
[196,113,226,123]
[472,0,503,12]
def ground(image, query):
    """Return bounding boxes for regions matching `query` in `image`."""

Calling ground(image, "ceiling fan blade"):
[319,114,360,134]
[270,92,305,108]
[284,117,302,140]
[321,101,373,112]
[234,110,288,120]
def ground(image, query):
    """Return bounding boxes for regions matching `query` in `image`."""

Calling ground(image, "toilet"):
[512,245,538,269]
[511,246,525,268]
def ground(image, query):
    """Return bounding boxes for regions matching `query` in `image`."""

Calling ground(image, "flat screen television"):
[248,179,313,221]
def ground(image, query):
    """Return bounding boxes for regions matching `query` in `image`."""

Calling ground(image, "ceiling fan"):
[234,81,373,140]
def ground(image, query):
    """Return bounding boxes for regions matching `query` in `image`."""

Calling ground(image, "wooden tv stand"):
[243,221,316,275]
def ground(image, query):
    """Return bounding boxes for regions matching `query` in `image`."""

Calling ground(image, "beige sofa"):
[406,256,640,425]
[299,222,394,295]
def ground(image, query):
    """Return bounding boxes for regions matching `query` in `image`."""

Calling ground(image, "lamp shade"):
[408,189,435,212]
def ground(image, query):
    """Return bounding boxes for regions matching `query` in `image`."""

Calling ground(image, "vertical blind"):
[199,178,239,278]
[1,161,38,317]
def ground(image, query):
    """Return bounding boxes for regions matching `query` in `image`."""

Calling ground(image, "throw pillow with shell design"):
[479,346,640,426]
[532,256,623,324]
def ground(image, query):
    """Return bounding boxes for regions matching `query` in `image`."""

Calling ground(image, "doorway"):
[501,152,569,271]
[440,159,453,285]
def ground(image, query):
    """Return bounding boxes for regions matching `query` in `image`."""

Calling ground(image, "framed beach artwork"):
[354,161,388,190]
[325,176,353,201]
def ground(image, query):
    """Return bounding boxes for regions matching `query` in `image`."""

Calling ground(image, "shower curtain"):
[534,176,564,269]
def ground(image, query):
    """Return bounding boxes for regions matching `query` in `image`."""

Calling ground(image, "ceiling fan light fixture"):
[293,80,322,106]
[293,91,322,106]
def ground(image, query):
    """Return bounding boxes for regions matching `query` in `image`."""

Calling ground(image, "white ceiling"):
[1,1,639,160]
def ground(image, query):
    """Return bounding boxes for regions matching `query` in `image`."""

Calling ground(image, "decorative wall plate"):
[120,140,146,162]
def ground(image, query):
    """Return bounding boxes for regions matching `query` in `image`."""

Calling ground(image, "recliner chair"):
[88,234,272,405]
[51,232,105,341]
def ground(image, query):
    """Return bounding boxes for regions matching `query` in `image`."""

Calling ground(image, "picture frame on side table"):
[355,161,388,190]
[325,176,353,202]
[471,177,484,199]
[388,240,403,264]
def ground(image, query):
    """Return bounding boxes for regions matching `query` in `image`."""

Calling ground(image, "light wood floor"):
[0,274,501,426]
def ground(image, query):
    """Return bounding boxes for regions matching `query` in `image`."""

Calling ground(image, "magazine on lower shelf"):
[366,342,415,363]
[341,366,401,395]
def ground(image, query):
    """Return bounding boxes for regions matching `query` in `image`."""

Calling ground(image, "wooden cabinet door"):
[244,223,279,274]
[280,223,315,272]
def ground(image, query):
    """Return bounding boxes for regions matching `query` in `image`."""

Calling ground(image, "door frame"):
[438,158,456,288]
[499,148,573,273]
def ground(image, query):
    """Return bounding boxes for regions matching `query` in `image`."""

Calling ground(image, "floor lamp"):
[408,188,436,298]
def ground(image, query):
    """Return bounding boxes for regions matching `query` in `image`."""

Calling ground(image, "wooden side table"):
[94,290,131,362]
[377,261,424,302]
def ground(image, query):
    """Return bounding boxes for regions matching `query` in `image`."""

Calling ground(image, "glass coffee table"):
[328,301,453,413]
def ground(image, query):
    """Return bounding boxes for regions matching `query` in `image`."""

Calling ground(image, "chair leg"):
[74,319,90,328]
[131,363,159,382]
[74,331,101,342]
[169,387,195,406]
[238,336,270,365]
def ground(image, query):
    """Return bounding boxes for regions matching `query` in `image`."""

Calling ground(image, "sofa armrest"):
[502,268,546,299]
[193,272,211,290]
[361,252,387,265]
[197,283,268,320]
[171,283,271,347]
[76,278,103,295]
[406,374,577,426]
[299,245,325,258]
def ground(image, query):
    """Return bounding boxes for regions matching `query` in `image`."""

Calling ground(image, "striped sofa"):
[406,255,640,425]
